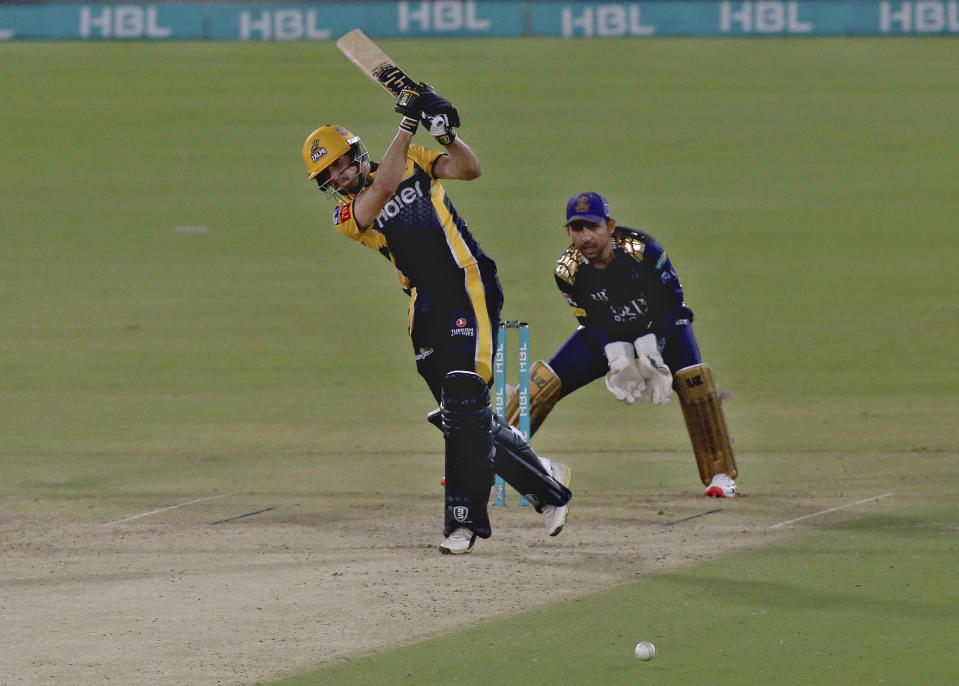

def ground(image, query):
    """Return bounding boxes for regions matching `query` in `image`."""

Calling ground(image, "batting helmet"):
[302,124,368,185]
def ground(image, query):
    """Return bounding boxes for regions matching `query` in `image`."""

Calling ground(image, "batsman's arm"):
[433,136,481,181]
[352,127,414,229]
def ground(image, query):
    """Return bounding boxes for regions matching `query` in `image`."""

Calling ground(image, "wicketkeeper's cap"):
[566,191,611,223]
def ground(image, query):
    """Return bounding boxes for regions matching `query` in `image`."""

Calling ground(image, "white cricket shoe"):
[439,527,476,555]
[542,462,571,536]
[705,473,736,498]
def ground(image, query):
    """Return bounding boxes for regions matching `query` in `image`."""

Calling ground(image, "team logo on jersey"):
[333,204,351,225]
[453,506,469,522]
[310,140,327,163]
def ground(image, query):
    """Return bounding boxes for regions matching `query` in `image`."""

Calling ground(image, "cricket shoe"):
[542,461,571,536]
[705,473,736,498]
[439,527,476,555]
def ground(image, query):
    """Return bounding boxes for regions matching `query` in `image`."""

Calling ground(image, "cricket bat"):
[336,29,418,98]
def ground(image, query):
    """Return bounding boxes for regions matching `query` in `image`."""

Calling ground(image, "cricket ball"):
[634,641,656,661]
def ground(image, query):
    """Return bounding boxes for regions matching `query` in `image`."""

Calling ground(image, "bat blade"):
[336,29,418,97]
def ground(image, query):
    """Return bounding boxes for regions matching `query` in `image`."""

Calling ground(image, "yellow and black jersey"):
[554,226,692,342]
[331,144,494,294]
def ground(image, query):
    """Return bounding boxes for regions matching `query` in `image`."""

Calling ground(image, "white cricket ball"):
[634,641,656,660]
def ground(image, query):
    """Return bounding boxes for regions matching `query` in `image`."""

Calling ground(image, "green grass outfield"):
[2,37,958,684]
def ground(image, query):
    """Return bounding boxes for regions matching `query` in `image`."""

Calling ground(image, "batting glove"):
[395,86,421,117]
[417,83,460,122]
[395,87,421,134]
[422,113,457,146]
[634,334,672,405]
[416,83,460,145]
[603,341,646,405]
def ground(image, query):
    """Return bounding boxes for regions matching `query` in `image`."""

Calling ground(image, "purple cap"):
[566,192,611,223]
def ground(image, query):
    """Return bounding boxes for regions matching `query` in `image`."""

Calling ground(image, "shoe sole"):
[705,486,734,498]
[439,545,473,555]
[439,533,476,555]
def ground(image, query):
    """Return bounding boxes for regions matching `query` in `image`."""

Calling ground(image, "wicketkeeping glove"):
[633,334,672,405]
[603,341,646,405]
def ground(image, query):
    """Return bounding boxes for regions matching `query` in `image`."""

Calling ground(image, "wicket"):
[493,320,530,506]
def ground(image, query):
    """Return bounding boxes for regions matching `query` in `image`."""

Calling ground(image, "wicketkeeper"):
[505,192,738,497]
[301,84,571,555]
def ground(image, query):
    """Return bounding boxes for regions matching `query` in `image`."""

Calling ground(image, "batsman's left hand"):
[422,113,458,146]
[417,83,460,123]
[634,334,672,405]
[415,83,460,145]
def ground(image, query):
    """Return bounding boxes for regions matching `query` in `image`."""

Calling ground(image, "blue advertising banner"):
[2,1,958,40]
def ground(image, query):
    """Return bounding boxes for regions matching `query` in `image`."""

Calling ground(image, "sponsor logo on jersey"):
[415,347,434,361]
[563,293,579,307]
[451,317,474,337]
[611,297,649,323]
[374,180,425,229]
[590,289,609,302]
[333,203,351,226]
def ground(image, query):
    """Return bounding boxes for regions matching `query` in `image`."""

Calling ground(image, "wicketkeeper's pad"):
[674,363,738,485]
[505,360,562,436]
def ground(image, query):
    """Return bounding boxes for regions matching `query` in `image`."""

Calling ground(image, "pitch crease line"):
[103,494,231,525]
[770,493,893,529]
[663,508,721,527]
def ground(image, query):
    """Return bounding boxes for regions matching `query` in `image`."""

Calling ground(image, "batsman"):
[301,83,570,555]
[505,192,739,498]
